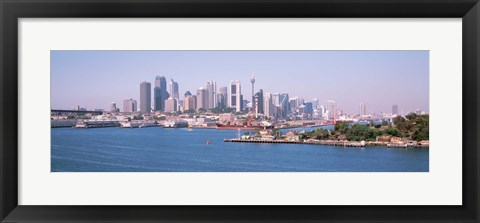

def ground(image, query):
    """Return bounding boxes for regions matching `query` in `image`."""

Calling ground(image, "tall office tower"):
[278,93,290,118]
[184,95,196,111]
[304,102,313,115]
[196,87,207,111]
[165,98,178,113]
[327,100,336,122]
[229,80,242,112]
[168,78,179,100]
[392,105,399,115]
[206,81,216,109]
[153,87,162,111]
[184,91,192,98]
[250,75,255,113]
[289,98,298,111]
[263,93,274,117]
[218,86,228,108]
[254,89,264,115]
[140,81,151,113]
[359,102,366,116]
[123,99,137,113]
[110,102,117,112]
[154,76,167,111]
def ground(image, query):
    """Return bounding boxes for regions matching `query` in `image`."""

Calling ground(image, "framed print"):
[1,0,479,222]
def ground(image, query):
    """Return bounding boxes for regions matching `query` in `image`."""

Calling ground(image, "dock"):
[224,138,366,147]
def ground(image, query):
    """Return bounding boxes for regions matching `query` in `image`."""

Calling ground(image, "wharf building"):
[140,81,151,113]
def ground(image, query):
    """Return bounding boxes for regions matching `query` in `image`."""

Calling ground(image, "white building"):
[165,98,178,113]
[229,80,242,112]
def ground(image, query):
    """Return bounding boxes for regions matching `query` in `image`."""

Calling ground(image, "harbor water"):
[51,127,429,172]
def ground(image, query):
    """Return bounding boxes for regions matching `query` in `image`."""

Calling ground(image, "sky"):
[51,50,429,114]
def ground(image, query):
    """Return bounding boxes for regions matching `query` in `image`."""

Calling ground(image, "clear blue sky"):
[51,50,429,114]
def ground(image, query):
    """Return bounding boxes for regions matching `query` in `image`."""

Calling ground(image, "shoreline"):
[224,138,429,149]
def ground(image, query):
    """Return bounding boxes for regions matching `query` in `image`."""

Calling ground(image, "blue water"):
[51,127,429,172]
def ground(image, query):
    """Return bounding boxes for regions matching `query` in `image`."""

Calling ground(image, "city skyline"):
[51,50,429,114]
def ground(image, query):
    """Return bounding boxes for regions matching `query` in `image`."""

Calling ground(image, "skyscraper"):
[254,89,264,115]
[168,78,179,100]
[123,98,137,113]
[154,76,167,111]
[359,102,366,116]
[278,93,290,118]
[263,93,274,117]
[392,105,399,115]
[327,100,336,122]
[304,102,313,115]
[229,80,242,112]
[217,86,228,108]
[140,81,151,113]
[206,81,216,109]
[196,87,207,111]
[184,95,196,111]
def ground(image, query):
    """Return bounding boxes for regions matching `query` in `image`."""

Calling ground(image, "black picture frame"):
[1,0,479,222]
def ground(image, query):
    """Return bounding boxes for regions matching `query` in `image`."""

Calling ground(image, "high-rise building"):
[154,76,167,111]
[184,95,196,111]
[254,89,264,115]
[327,100,336,121]
[217,86,228,108]
[206,81,216,109]
[278,93,290,118]
[359,102,366,116]
[168,79,179,100]
[165,98,178,113]
[140,81,151,113]
[123,99,137,113]
[392,105,399,115]
[263,93,274,117]
[304,102,313,115]
[196,87,207,111]
[229,80,242,112]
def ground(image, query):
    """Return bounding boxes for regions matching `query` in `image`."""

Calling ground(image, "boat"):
[206,140,211,144]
